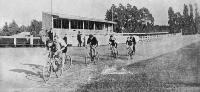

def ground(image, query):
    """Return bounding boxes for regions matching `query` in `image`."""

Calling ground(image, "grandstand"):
[42,12,116,38]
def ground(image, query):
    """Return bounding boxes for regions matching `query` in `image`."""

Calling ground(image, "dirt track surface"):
[0,35,200,92]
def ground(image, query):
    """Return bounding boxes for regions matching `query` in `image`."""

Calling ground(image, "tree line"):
[1,3,199,36]
[0,20,42,37]
[168,3,200,34]
[105,4,155,33]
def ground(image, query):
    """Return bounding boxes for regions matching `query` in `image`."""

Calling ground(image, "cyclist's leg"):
[89,46,94,61]
[61,47,67,65]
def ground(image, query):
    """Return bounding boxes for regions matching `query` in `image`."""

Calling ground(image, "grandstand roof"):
[43,12,117,24]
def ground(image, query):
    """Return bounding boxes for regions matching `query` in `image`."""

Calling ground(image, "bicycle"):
[127,46,135,59]
[110,46,118,58]
[43,51,72,82]
[85,46,99,65]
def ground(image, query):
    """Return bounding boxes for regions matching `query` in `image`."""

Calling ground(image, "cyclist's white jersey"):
[57,38,67,48]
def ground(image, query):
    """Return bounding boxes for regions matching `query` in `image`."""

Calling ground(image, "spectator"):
[131,36,136,52]
[77,31,82,47]
[63,34,67,45]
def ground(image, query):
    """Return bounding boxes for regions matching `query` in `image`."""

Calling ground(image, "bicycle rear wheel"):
[43,61,51,82]
[64,55,72,71]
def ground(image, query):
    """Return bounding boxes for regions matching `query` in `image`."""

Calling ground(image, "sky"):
[0,0,199,28]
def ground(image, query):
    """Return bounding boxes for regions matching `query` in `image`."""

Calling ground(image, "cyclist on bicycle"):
[54,35,68,59]
[126,36,133,57]
[86,34,98,61]
[109,35,118,57]
[126,36,136,59]
[109,35,117,49]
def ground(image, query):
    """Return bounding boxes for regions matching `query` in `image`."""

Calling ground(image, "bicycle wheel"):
[128,49,133,59]
[54,57,63,77]
[95,52,99,63]
[64,55,72,70]
[43,61,51,82]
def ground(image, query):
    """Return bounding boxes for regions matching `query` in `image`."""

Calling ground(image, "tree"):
[182,4,190,34]
[8,20,20,35]
[194,3,200,34]
[28,20,42,37]
[2,22,9,32]
[194,3,200,33]
[1,22,9,36]
[189,4,196,34]
[105,4,154,33]
[19,25,28,32]
[168,7,176,33]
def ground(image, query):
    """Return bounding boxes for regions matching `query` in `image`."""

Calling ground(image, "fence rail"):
[0,32,181,47]
[0,36,45,47]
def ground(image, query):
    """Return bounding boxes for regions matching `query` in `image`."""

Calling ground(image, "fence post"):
[30,35,33,47]
[14,37,16,47]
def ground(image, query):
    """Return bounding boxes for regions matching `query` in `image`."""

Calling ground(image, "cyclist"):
[126,36,134,59]
[54,34,68,59]
[45,28,54,51]
[109,35,117,49]
[86,34,98,61]
[109,35,118,57]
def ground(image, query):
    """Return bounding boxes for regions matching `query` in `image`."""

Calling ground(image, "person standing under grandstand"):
[86,34,98,61]
[131,36,136,53]
[77,31,82,47]
[63,34,67,45]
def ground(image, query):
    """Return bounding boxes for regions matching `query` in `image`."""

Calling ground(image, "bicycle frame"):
[110,45,118,58]
[127,46,135,59]
[85,45,99,65]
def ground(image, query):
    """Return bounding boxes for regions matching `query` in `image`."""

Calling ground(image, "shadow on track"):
[10,63,44,82]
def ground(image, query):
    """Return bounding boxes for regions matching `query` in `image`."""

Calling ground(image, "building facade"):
[42,12,116,38]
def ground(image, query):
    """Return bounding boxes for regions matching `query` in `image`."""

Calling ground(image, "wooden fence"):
[0,32,181,47]
[0,36,44,47]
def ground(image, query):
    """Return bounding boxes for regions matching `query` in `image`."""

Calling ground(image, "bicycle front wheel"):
[43,61,51,82]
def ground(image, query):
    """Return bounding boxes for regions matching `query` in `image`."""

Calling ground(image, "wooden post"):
[93,22,95,31]
[69,20,71,30]
[83,21,84,30]
[14,37,16,47]
[30,35,33,47]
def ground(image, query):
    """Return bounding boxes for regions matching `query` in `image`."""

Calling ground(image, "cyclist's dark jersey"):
[109,38,115,46]
[132,37,136,45]
[87,37,98,46]
[50,42,57,52]
[47,31,53,41]
[126,40,133,46]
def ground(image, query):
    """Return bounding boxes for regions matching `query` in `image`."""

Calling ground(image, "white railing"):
[0,32,181,47]
[0,36,44,47]
[66,32,181,46]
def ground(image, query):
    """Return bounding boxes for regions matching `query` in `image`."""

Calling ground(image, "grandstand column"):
[61,19,63,29]
[93,22,96,31]
[112,24,113,32]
